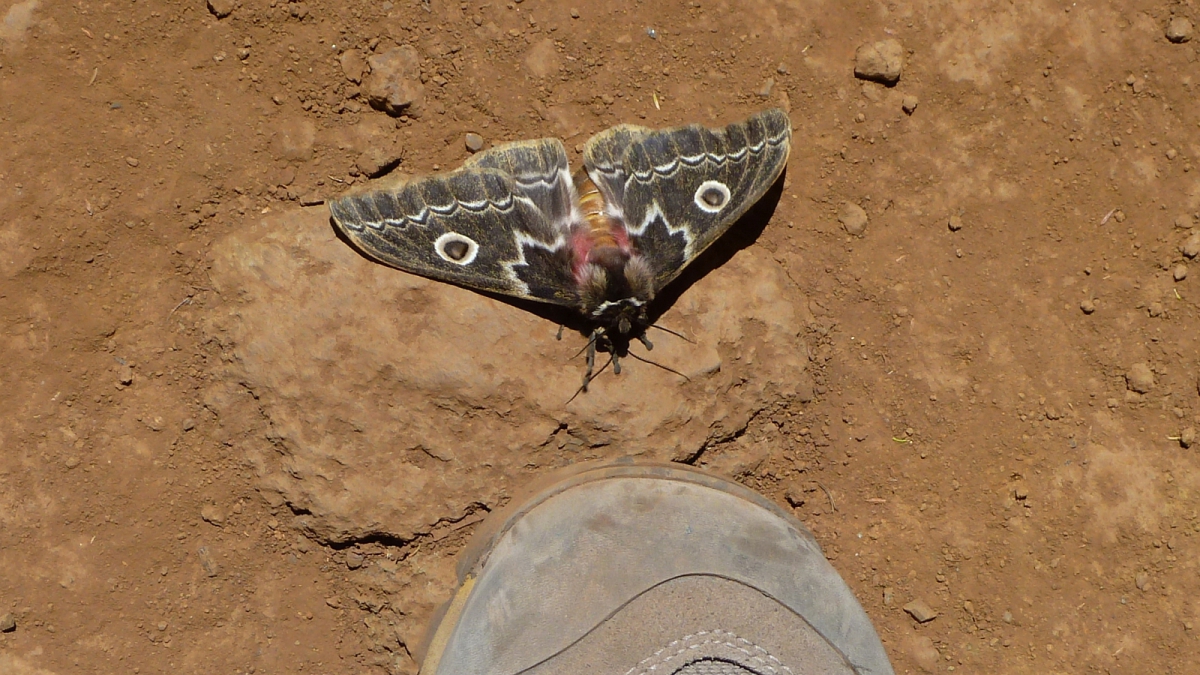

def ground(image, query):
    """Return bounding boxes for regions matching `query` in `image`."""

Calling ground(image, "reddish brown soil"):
[3,1,1200,674]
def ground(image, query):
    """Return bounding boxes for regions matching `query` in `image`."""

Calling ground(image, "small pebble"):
[1175,214,1195,229]
[1126,362,1155,394]
[903,598,938,623]
[907,635,939,673]
[345,552,365,569]
[201,504,226,526]
[1166,16,1194,43]
[838,201,869,236]
[1182,231,1200,259]
[901,94,918,114]
[570,8,579,18]
[125,157,139,167]
[118,363,134,386]
[948,214,963,231]
[299,193,325,206]
[757,77,775,98]
[1080,298,1096,314]
[0,613,15,632]
[1175,264,1188,281]
[1135,572,1150,591]
[1180,426,1196,449]
[854,39,904,85]
[182,418,195,431]
[207,0,235,19]
[464,132,485,153]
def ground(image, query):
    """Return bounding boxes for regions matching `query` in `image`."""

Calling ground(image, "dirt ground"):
[4,0,1200,673]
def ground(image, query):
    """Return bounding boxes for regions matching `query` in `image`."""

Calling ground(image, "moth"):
[329,108,791,388]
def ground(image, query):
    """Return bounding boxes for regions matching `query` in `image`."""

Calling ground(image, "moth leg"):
[612,352,622,375]
[582,330,598,392]
[555,325,565,341]
[636,334,654,351]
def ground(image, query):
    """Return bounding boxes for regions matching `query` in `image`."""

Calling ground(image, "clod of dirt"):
[0,612,15,632]
[1135,572,1150,591]
[207,0,235,19]
[1079,298,1096,314]
[355,144,403,178]
[1166,16,1194,43]
[838,201,869,236]
[339,50,367,84]
[1180,426,1197,449]
[363,46,425,117]
[1126,363,1155,394]
[948,214,963,231]
[905,635,939,673]
[345,552,365,569]
[464,132,484,153]
[853,39,903,86]
[1148,301,1165,318]
[1181,231,1200,259]
[757,77,775,99]
[117,363,134,386]
[272,118,316,163]
[523,38,560,78]
[1175,264,1189,281]
[1176,214,1195,229]
[903,598,938,623]
[902,94,919,115]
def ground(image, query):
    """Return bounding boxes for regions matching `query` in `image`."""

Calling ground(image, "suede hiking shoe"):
[418,459,894,675]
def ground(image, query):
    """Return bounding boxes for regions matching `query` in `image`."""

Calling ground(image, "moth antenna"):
[649,324,695,344]
[636,334,654,351]
[624,350,691,382]
[566,355,613,405]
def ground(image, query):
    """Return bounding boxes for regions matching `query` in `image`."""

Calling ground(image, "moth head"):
[581,255,655,336]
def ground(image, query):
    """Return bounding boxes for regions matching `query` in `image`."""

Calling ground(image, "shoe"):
[418,459,894,675]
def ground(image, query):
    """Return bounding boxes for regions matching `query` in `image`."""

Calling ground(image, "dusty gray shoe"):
[419,460,894,675]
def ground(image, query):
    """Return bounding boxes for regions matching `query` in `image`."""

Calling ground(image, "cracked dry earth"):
[3,0,1200,674]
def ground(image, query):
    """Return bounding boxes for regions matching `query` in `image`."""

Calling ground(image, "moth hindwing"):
[330,108,792,382]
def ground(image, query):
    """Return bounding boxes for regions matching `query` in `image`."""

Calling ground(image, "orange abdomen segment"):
[574,169,621,250]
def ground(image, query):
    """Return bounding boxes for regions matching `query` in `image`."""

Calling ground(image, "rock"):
[464,132,484,153]
[204,208,814,543]
[299,193,325,207]
[1126,363,1154,394]
[207,0,235,19]
[1181,426,1196,449]
[0,613,15,632]
[339,50,367,84]
[902,95,918,114]
[125,156,139,167]
[1079,298,1095,314]
[854,39,903,86]
[1166,16,1194,43]
[1175,264,1188,281]
[1148,301,1165,317]
[273,119,316,162]
[182,418,195,431]
[905,635,939,673]
[200,504,226,526]
[1181,231,1200,259]
[355,144,403,178]
[1176,214,1195,229]
[1135,571,1150,591]
[948,214,963,231]
[757,77,775,98]
[523,38,560,78]
[118,363,134,386]
[838,202,869,236]
[903,598,938,623]
[363,46,425,117]
[784,486,805,507]
[345,552,365,569]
